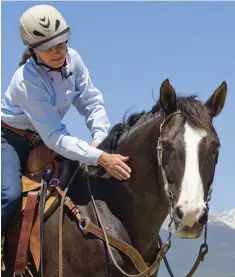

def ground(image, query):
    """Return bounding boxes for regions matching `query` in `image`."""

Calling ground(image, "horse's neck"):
[117,116,169,260]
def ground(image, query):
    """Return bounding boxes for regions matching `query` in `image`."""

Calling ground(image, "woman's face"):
[34,42,67,69]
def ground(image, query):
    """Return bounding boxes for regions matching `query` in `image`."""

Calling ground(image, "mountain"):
[158,209,235,277]
[209,208,235,230]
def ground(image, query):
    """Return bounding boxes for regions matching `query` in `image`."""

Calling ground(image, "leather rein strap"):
[54,168,170,277]
[83,165,170,277]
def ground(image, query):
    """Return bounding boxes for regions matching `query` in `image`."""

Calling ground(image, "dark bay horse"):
[3,79,227,277]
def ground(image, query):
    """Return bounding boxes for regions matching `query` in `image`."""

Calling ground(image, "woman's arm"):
[73,52,111,145]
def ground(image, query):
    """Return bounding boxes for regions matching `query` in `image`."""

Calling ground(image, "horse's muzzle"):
[173,205,208,239]
[175,224,203,239]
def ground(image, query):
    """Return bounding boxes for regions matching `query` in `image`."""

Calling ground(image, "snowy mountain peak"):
[210,208,235,230]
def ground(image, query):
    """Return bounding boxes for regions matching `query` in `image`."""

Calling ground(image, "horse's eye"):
[161,141,172,149]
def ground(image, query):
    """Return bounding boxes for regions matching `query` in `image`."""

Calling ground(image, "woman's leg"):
[1,137,22,233]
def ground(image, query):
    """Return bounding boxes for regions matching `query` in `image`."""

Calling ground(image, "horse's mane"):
[98,95,212,153]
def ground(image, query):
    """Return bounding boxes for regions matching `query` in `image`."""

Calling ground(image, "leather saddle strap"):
[39,168,53,277]
[30,202,40,271]
[15,191,39,275]
[30,162,60,273]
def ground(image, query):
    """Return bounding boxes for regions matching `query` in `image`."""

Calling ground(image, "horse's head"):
[157,79,227,239]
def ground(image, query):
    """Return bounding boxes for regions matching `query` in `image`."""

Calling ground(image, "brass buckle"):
[29,132,43,147]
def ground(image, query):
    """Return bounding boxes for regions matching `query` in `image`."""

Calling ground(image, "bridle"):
[156,110,217,277]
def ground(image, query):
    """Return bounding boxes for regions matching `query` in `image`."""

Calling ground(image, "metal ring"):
[200,243,208,253]
[79,217,90,231]
[49,178,60,185]
[49,178,60,187]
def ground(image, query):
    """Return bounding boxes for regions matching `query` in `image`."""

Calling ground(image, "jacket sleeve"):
[72,53,111,145]
[13,76,103,166]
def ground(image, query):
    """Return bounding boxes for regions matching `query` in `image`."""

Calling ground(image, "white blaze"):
[178,123,207,227]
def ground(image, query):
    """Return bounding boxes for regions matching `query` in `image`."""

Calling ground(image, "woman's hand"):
[98,152,131,180]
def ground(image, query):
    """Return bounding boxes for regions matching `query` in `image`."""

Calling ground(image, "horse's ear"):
[205,81,227,117]
[160,79,177,116]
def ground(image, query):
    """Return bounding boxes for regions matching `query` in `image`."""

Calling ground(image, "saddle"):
[3,144,73,275]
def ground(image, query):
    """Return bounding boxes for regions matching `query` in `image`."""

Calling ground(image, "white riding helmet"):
[20,5,70,51]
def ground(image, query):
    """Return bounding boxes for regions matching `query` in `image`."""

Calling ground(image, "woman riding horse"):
[1,4,131,234]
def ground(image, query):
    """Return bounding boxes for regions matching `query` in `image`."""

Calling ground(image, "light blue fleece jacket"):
[1,47,111,165]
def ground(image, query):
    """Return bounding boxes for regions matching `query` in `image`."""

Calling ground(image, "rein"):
[54,171,171,277]
[83,165,170,277]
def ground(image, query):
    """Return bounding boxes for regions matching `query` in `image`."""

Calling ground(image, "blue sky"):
[1,1,235,213]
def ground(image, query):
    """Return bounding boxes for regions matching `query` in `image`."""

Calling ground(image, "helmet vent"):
[33,30,46,37]
[38,18,50,29]
[39,16,46,21]
[55,20,60,32]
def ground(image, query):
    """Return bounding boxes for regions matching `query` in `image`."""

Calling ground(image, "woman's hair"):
[19,49,32,67]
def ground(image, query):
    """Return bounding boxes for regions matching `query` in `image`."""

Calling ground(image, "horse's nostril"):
[198,208,208,225]
[175,206,184,220]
